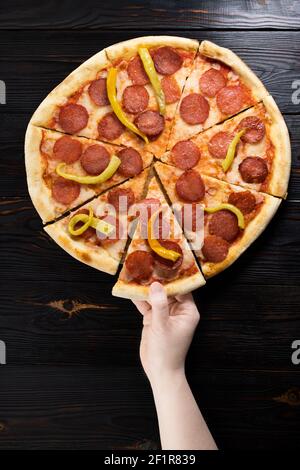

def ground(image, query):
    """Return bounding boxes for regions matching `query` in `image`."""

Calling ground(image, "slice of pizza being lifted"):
[25,125,153,223]
[168,40,268,149]
[112,176,205,300]
[162,96,291,198]
[44,168,150,275]
[155,161,281,278]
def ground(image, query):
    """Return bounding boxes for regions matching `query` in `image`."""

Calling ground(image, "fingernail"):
[150,281,162,294]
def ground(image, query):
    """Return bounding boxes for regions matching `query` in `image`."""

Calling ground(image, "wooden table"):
[0,0,299,450]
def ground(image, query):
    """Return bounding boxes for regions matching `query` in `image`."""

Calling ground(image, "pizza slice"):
[112,176,205,300]
[44,169,150,275]
[155,161,281,278]
[25,125,153,223]
[105,36,199,157]
[29,37,198,157]
[162,96,291,198]
[168,40,268,148]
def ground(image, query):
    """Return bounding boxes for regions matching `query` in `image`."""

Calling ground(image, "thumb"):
[149,282,169,328]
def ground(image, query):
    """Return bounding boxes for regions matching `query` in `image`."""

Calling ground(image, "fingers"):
[132,300,151,316]
[149,282,169,328]
[175,292,194,303]
[175,292,200,322]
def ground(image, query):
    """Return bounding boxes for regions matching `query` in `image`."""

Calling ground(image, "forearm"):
[151,370,217,450]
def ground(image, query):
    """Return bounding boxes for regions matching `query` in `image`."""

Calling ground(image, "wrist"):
[149,367,186,394]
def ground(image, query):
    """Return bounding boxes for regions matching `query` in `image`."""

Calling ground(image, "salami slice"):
[180,203,203,232]
[107,187,135,212]
[199,68,226,98]
[125,250,154,281]
[51,177,80,205]
[216,85,245,115]
[237,116,265,144]
[208,210,239,242]
[171,140,201,170]
[80,145,110,175]
[98,112,125,141]
[175,170,205,202]
[127,56,149,86]
[134,110,165,136]
[122,85,149,114]
[208,132,233,159]
[202,235,229,263]
[152,240,183,276]
[117,147,143,177]
[88,78,109,106]
[228,191,257,215]
[96,214,123,246]
[58,104,89,133]
[180,93,210,125]
[239,157,268,183]
[161,76,181,104]
[53,136,82,163]
[152,46,183,75]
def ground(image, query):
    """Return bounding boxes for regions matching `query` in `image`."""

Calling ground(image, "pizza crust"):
[106,36,199,62]
[44,223,120,275]
[199,40,268,102]
[112,271,205,300]
[202,194,281,278]
[262,95,291,198]
[30,50,110,128]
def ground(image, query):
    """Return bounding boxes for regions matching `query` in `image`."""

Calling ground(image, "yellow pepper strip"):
[204,203,245,229]
[68,210,115,237]
[221,129,245,172]
[147,211,181,262]
[56,155,121,185]
[107,67,149,144]
[138,47,166,116]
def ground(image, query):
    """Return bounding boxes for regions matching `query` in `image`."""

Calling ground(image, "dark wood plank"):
[0,366,299,449]
[0,0,299,31]
[0,31,300,114]
[0,278,299,370]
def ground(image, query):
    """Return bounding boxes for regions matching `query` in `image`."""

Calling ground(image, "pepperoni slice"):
[208,132,233,159]
[199,68,226,98]
[239,157,268,183]
[237,116,266,144]
[152,240,183,278]
[152,47,183,75]
[117,147,143,177]
[202,235,229,263]
[53,136,82,163]
[107,187,135,212]
[122,85,149,114]
[88,78,109,106]
[216,85,245,115]
[72,208,96,240]
[171,140,201,170]
[228,191,257,215]
[98,112,124,141]
[125,250,154,281]
[175,170,205,202]
[161,76,181,104]
[208,210,239,242]
[180,93,210,125]
[51,177,80,205]
[127,56,149,86]
[58,104,89,133]
[134,110,165,136]
[80,145,110,175]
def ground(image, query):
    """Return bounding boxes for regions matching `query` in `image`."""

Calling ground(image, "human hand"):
[132,282,200,387]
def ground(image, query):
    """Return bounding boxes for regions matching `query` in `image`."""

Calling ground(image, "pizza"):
[44,169,150,275]
[112,177,205,299]
[154,162,281,277]
[24,36,291,299]
[162,96,290,198]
